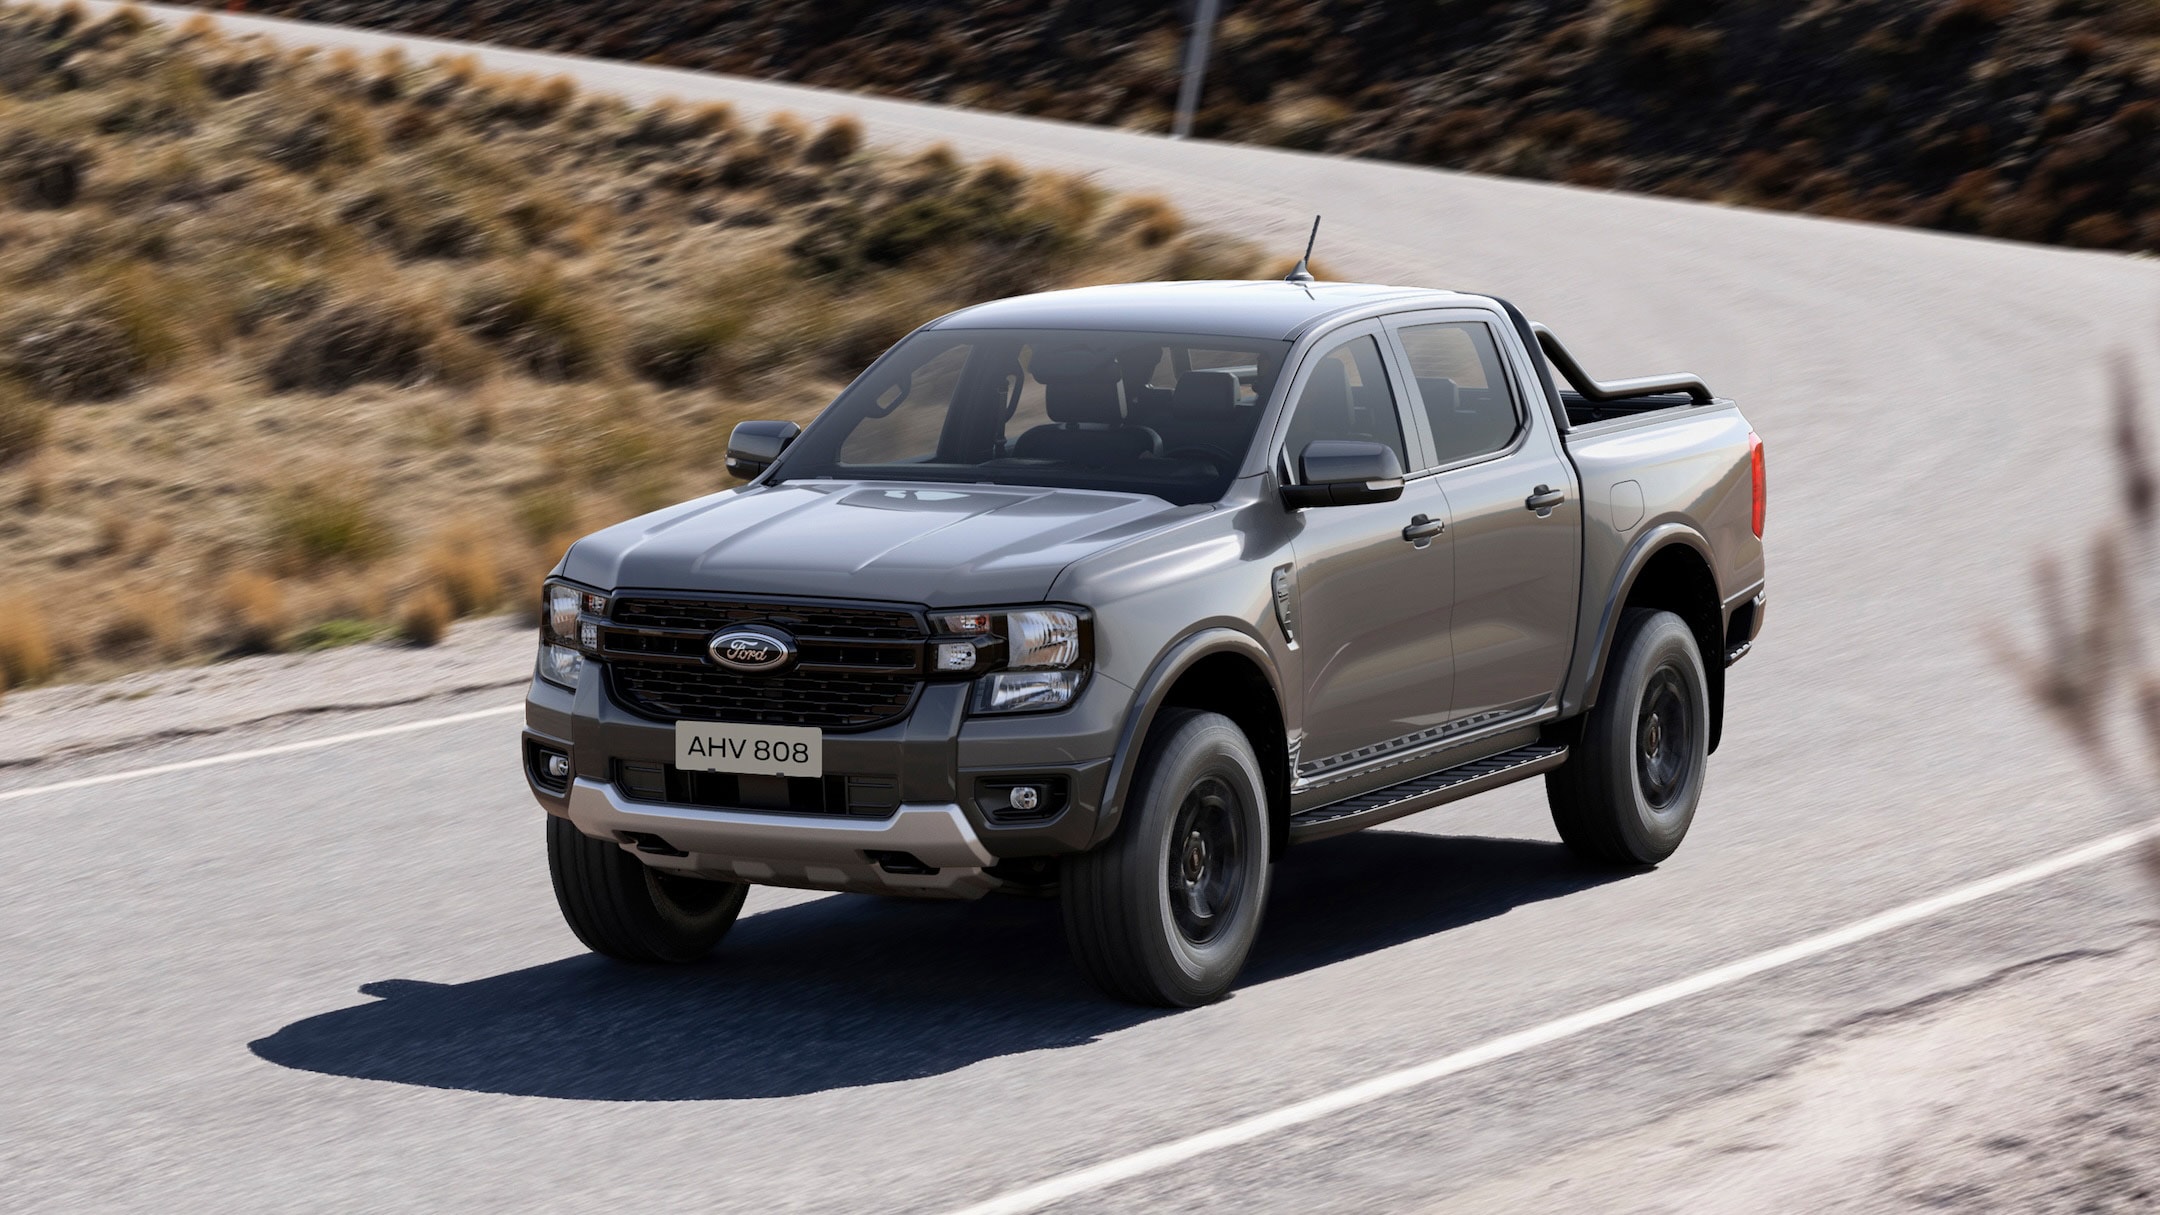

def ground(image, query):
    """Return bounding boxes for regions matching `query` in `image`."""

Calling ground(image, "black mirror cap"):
[725,420,802,480]
[1282,440,1405,508]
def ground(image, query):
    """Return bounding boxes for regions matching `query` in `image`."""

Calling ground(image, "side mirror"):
[1281,440,1404,508]
[725,420,802,480]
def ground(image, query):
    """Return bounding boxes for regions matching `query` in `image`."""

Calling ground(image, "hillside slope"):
[218,0,2160,253]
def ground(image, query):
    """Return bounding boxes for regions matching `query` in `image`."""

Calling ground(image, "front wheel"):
[1062,709,1272,1007]
[547,816,748,962]
[1546,607,1710,866]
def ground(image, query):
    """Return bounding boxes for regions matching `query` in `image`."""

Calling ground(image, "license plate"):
[674,721,823,778]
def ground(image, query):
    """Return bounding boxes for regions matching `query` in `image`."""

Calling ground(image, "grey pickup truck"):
[522,278,1767,1006]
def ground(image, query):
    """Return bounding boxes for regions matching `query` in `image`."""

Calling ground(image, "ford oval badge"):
[708,627,796,674]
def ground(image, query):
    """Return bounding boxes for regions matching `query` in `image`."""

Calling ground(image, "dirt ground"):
[1445,935,2160,1213]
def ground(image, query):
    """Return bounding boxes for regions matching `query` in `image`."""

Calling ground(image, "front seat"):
[1012,348,1161,466]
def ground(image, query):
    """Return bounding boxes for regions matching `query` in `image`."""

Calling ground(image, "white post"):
[1171,0,1222,140]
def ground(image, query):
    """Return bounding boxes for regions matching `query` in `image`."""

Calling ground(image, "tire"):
[1062,709,1272,1007]
[1546,607,1710,867]
[547,816,748,963]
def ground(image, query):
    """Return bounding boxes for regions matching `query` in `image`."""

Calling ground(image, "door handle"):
[1401,514,1445,546]
[1525,485,1565,515]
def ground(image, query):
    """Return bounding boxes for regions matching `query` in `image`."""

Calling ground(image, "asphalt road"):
[5,4,2160,1212]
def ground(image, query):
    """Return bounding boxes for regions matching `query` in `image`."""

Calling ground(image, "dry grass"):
[0,597,56,688]
[395,585,452,646]
[2001,347,2160,887]
[0,5,1263,686]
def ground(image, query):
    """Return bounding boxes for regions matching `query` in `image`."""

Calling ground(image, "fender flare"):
[1087,626,1287,849]
[1564,521,1718,720]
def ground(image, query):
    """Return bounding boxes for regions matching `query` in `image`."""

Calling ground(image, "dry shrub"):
[804,115,862,165]
[0,597,56,687]
[7,306,147,402]
[0,379,49,465]
[628,299,747,388]
[0,130,94,209]
[266,480,393,572]
[396,585,452,646]
[514,486,579,544]
[415,519,505,615]
[218,570,287,654]
[100,587,182,655]
[265,293,450,392]
[456,263,615,380]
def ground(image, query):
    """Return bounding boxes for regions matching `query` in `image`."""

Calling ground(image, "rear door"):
[1384,310,1580,725]
[1279,324,1455,777]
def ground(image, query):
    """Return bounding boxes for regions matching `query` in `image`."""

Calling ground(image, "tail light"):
[1748,431,1766,539]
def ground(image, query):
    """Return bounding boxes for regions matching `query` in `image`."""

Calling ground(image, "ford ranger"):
[522,278,1767,1006]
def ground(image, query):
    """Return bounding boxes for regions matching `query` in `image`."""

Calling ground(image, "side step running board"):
[1287,742,1569,844]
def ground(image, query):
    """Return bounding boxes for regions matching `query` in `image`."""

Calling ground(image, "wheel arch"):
[1091,629,1291,855]
[1568,524,1729,753]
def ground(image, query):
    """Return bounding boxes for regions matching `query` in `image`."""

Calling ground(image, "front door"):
[1281,328,1455,778]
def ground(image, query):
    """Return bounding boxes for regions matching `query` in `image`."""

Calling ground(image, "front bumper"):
[525,646,1131,893]
[564,777,1000,898]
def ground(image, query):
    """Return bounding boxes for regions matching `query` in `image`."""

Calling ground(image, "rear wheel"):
[1062,709,1271,1007]
[1546,607,1709,866]
[547,816,748,962]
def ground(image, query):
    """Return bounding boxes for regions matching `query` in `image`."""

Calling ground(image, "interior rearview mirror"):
[726,420,803,480]
[1281,440,1405,508]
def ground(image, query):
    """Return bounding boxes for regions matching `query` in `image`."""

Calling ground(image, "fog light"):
[1009,785,1040,811]
[936,641,977,671]
[546,754,571,779]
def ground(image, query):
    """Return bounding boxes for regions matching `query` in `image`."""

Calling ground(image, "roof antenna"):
[1284,215,1321,283]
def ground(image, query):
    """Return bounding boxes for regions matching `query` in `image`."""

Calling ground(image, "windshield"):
[774,328,1291,505]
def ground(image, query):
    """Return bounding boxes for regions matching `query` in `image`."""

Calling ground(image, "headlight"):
[974,670,1085,713]
[539,580,609,688]
[936,606,1090,714]
[540,643,585,688]
[1005,609,1080,669]
[546,585,582,640]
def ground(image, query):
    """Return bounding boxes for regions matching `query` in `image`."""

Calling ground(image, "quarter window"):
[1398,322,1520,467]
[1282,334,1407,472]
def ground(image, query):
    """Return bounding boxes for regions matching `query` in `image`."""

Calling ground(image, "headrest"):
[1045,377,1124,425]
[1172,370,1239,416]
[1419,376,1459,410]
[1029,346,1120,384]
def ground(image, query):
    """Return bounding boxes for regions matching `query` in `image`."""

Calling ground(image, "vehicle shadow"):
[250,831,1627,1101]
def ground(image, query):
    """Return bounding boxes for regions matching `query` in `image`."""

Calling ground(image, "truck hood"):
[560,481,1202,606]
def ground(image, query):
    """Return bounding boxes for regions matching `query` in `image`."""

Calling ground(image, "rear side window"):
[1281,334,1407,471]
[1398,322,1520,467]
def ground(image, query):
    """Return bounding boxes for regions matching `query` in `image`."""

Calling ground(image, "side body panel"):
[1558,405,1765,716]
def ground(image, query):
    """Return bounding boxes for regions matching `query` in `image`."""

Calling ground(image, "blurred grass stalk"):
[2003,346,2160,888]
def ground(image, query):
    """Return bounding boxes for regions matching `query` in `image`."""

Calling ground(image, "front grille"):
[602,594,928,730]
[609,665,921,728]
[612,597,920,639]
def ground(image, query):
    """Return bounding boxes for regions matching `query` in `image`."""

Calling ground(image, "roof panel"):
[926,280,1467,340]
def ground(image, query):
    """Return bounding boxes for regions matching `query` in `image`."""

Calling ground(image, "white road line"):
[0,705,523,804]
[947,820,2160,1215]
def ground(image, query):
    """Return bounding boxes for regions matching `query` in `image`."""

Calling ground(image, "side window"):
[1282,334,1407,474]
[1397,322,1520,467]
[839,342,974,465]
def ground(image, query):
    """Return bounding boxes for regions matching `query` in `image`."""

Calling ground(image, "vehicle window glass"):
[1282,334,1407,473]
[1398,321,1519,467]
[839,342,973,465]
[777,328,1290,507]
